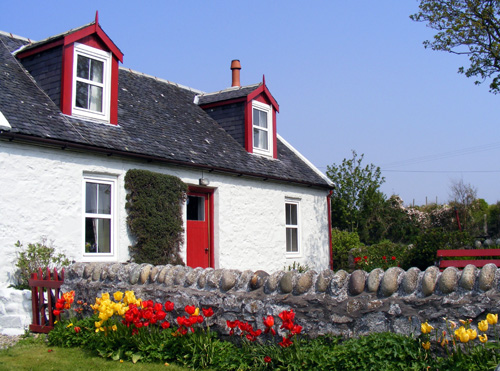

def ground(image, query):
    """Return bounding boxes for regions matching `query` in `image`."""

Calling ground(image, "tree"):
[448,178,478,232]
[411,0,500,93]
[326,150,385,236]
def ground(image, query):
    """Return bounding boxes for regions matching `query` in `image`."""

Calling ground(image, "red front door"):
[186,190,212,268]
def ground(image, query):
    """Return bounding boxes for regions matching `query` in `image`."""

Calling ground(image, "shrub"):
[13,239,70,290]
[125,169,188,266]
[353,240,407,272]
[331,229,364,270]
[402,230,474,270]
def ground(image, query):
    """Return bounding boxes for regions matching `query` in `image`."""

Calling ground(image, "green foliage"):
[284,261,309,273]
[487,202,500,237]
[331,228,364,270]
[354,240,407,272]
[125,169,188,266]
[326,150,385,235]
[411,0,500,94]
[331,332,428,370]
[403,230,474,270]
[12,239,70,290]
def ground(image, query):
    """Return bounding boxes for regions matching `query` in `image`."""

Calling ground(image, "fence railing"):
[28,267,64,333]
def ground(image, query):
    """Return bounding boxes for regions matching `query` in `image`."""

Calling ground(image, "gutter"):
[0,132,333,190]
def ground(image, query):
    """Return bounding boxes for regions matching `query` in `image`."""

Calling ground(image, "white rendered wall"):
[0,140,330,284]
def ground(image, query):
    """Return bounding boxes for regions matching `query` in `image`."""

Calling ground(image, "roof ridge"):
[11,22,97,56]
[197,83,261,97]
[0,30,32,43]
[120,66,205,95]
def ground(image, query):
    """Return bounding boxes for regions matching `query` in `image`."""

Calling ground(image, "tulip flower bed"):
[47,290,500,370]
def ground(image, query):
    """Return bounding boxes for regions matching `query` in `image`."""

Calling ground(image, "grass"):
[0,335,189,371]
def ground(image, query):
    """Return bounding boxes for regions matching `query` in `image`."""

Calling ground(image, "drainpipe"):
[327,190,333,270]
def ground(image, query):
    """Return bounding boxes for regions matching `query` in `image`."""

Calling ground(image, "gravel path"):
[0,334,22,349]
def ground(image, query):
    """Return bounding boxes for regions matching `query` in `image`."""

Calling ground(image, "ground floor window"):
[285,199,300,254]
[84,176,115,255]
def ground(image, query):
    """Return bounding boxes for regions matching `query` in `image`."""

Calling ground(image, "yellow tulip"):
[478,320,488,332]
[95,321,102,328]
[487,313,498,325]
[66,323,73,328]
[459,319,467,325]
[112,325,117,331]
[467,328,477,341]
[479,334,488,343]
[113,291,124,302]
[101,293,110,301]
[193,308,200,317]
[422,341,431,350]
[421,322,433,334]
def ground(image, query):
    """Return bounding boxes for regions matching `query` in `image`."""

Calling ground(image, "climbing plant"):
[125,169,187,265]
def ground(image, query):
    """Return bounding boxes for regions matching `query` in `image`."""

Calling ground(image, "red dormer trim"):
[18,19,123,125]
[245,82,279,158]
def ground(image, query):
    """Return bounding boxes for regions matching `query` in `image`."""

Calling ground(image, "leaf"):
[131,353,142,364]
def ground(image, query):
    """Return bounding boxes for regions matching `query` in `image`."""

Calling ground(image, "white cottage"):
[0,18,333,285]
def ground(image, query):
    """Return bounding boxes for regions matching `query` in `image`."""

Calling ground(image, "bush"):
[13,239,70,290]
[331,229,364,271]
[402,230,474,270]
[353,240,407,272]
[125,169,188,266]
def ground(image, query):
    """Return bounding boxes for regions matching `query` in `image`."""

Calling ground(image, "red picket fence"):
[28,267,65,333]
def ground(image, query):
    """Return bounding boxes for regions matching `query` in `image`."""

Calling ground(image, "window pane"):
[259,110,267,128]
[97,219,111,253]
[253,128,268,150]
[90,59,104,83]
[286,203,298,225]
[76,81,89,109]
[85,218,96,252]
[187,196,204,221]
[97,184,111,214]
[89,85,103,112]
[286,228,298,252]
[85,218,110,253]
[77,55,90,79]
[253,108,268,128]
[86,182,97,213]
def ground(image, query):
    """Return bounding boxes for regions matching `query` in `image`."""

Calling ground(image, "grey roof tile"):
[0,32,330,189]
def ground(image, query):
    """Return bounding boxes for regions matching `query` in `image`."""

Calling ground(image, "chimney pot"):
[231,59,241,87]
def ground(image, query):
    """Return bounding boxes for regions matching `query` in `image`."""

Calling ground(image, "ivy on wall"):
[125,169,188,266]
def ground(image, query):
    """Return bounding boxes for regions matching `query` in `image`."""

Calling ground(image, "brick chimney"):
[231,59,241,87]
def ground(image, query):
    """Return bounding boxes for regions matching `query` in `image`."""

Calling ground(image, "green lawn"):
[0,336,189,371]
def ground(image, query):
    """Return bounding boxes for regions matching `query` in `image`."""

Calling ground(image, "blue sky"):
[2,1,499,205]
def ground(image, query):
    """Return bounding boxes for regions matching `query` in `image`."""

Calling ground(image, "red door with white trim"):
[186,190,213,268]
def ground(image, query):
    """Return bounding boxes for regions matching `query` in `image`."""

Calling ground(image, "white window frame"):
[252,100,273,157]
[82,175,116,258]
[285,198,301,256]
[72,43,112,122]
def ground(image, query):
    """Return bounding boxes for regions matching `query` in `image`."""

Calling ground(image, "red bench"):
[437,249,500,269]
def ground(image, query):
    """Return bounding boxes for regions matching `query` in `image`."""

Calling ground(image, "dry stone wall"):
[63,262,500,338]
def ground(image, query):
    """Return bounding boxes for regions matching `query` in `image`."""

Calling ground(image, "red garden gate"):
[28,267,65,333]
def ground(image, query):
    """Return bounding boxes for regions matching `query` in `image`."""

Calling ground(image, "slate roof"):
[0,31,331,189]
[197,84,262,105]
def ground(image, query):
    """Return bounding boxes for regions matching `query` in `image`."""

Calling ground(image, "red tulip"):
[202,307,214,317]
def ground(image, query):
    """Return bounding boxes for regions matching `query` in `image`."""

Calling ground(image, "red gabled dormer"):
[16,13,123,125]
[197,60,279,159]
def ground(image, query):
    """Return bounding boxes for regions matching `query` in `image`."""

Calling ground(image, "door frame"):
[187,185,214,268]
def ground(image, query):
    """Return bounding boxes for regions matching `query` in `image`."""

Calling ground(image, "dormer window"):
[72,43,111,122]
[252,100,273,156]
